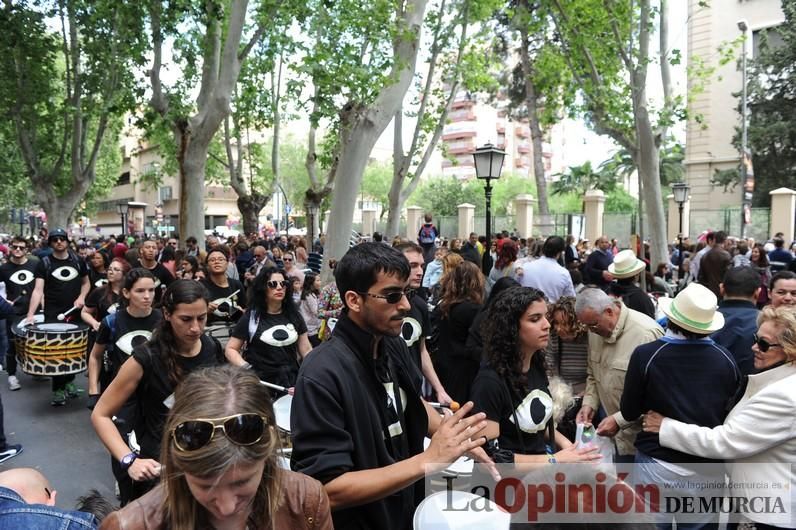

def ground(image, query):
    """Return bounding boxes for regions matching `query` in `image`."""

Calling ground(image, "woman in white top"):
[643,306,796,529]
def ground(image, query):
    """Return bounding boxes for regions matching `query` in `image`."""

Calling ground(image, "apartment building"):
[685,0,785,210]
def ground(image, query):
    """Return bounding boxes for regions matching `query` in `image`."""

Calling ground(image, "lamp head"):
[737,19,748,32]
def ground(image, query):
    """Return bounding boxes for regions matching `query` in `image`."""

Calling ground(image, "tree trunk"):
[386,111,406,239]
[179,136,210,242]
[237,193,268,236]
[519,27,550,217]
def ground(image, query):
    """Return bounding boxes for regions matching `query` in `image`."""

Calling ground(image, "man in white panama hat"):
[607,249,655,319]
[616,283,741,528]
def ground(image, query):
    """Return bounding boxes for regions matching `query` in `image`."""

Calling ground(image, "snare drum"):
[413,490,510,529]
[423,437,474,478]
[10,315,44,354]
[18,322,89,376]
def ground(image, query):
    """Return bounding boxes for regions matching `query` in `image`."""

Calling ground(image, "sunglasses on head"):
[753,334,782,353]
[171,413,268,452]
[267,280,287,289]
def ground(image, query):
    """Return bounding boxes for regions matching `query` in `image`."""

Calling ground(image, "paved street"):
[0,370,115,510]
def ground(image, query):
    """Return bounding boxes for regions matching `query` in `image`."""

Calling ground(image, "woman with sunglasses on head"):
[471,286,601,466]
[101,365,332,530]
[644,306,796,529]
[201,246,246,327]
[82,258,131,333]
[226,267,311,391]
[91,280,223,503]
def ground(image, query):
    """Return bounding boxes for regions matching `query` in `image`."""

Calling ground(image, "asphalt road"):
[0,369,115,510]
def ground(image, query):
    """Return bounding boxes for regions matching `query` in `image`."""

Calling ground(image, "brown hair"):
[438,261,484,318]
[161,366,282,529]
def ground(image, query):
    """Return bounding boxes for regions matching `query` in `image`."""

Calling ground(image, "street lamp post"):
[738,19,749,238]
[473,143,506,275]
[671,182,690,285]
[116,201,129,236]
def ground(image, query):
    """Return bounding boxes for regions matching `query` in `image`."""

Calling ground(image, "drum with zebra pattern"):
[18,322,89,376]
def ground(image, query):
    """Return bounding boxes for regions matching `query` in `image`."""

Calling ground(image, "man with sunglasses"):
[291,242,494,530]
[26,228,90,406]
[0,237,37,391]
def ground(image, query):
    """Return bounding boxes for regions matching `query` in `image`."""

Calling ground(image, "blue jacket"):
[620,335,740,463]
[712,299,758,376]
[583,249,613,288]
[0,487,97,530]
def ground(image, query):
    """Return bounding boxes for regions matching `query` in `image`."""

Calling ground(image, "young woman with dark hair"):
[101,365,332,529]
[82,258,131,333]
[177,254,201,280]
[751,243,773,307]
[225,266,312,390]
[91,280,223,503]
[471,286,600,464]
[299,273,322,347]
[201,247,246,326]
[87,250,109,292]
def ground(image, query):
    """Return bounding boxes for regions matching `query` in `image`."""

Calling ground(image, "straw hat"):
[607,250,646,279]
[658,283,724,334]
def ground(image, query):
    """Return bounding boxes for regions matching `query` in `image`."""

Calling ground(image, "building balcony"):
[448,110,476,122]
[446,145,475,156]
[515,126,530,138]
[517,143,531,154]
[496,125,505,134]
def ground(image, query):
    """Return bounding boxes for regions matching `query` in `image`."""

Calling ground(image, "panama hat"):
[608,249,646,279]
[658,283,724,334]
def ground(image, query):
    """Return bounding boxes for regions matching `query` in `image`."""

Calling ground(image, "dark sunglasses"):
[172,413,268,452]
[358,289,414,304]
[753,334,782,353]
[267,280,287,289]
[50,236,67,242]
[10,245,26,250]
[283,257,293,262]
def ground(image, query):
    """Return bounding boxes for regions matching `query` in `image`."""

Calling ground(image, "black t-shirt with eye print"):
[96,308,162,379]
[231,309,307,388]
[34,254,89,319]
[0,260,38,316]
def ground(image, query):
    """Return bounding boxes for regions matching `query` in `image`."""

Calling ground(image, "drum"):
[10,315,44,354]
[423,437,474,477]
[273,394,293,433]
[19,322,89,376]
[413,490,510,529]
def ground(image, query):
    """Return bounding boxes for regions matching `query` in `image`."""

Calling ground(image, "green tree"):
[0,0,145,229]
[551,162,617,197]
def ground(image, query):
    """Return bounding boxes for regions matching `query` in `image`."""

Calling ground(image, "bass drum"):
[19,322,89,376]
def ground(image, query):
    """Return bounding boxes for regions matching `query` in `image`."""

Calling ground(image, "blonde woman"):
[100,365,331,529]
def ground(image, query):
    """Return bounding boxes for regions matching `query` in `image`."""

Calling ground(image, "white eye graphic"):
[9,269,34,286]
[107,303,119,315]
[401,317,422,347]
[95,278,108,288]
[511,389,553,434]
[154,278,162,289]
[51,266,79,282]
[115,330,152,355]
[259,324,298,347]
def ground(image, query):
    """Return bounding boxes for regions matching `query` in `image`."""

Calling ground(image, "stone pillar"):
[406,206,424,241]
[514,194,536,238]
[457,203,475,240]
[583,190,606,243]
[361,209,376,237]
[667,194,691,243]
[769,187,796,242]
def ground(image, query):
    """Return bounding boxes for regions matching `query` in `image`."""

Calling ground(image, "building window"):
[117,171,130,185]
[753,26,784,58]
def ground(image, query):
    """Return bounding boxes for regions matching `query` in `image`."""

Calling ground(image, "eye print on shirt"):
[510,389,553,434]
[115,330,152,355]
[106,303,119,315]
[9,269,34,286]
[51,266,79,282]
[259,324,298,347]
[95,278,108,288]
[153,278,162,289]
[401,317,422,347]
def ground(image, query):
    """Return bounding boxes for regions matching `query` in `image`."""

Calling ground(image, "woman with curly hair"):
[471,286,601,464]
[101,365,332,529]
[486,239,519,293]
[430,260,484,403]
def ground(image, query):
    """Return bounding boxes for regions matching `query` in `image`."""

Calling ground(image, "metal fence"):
[687,207,770,241]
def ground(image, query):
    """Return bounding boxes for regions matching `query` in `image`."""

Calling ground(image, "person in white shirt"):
[520,236,575,303]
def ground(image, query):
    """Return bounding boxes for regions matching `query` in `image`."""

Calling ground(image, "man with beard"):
[291,242,495,530]
[26,229,90,406]
[133,239,174,305]
[0,236,37,391]
[394,242,451,405]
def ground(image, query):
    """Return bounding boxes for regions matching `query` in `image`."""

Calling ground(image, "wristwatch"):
[119,452,138,471]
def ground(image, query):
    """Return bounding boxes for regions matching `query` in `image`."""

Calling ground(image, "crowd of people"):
[0,216,793,529]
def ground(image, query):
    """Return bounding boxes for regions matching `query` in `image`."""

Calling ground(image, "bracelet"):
[547,453,557,464]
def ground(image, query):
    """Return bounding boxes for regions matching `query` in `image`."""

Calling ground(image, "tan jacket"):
[582,302,663,455]
[100,469,332,530]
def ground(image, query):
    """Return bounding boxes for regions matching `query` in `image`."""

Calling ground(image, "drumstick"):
[260,380,288,393]
[217,290,241,305]
[57,306,79,321]
[427,400,461,412]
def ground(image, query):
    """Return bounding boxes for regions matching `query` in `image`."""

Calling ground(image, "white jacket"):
[660,362,796,528]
